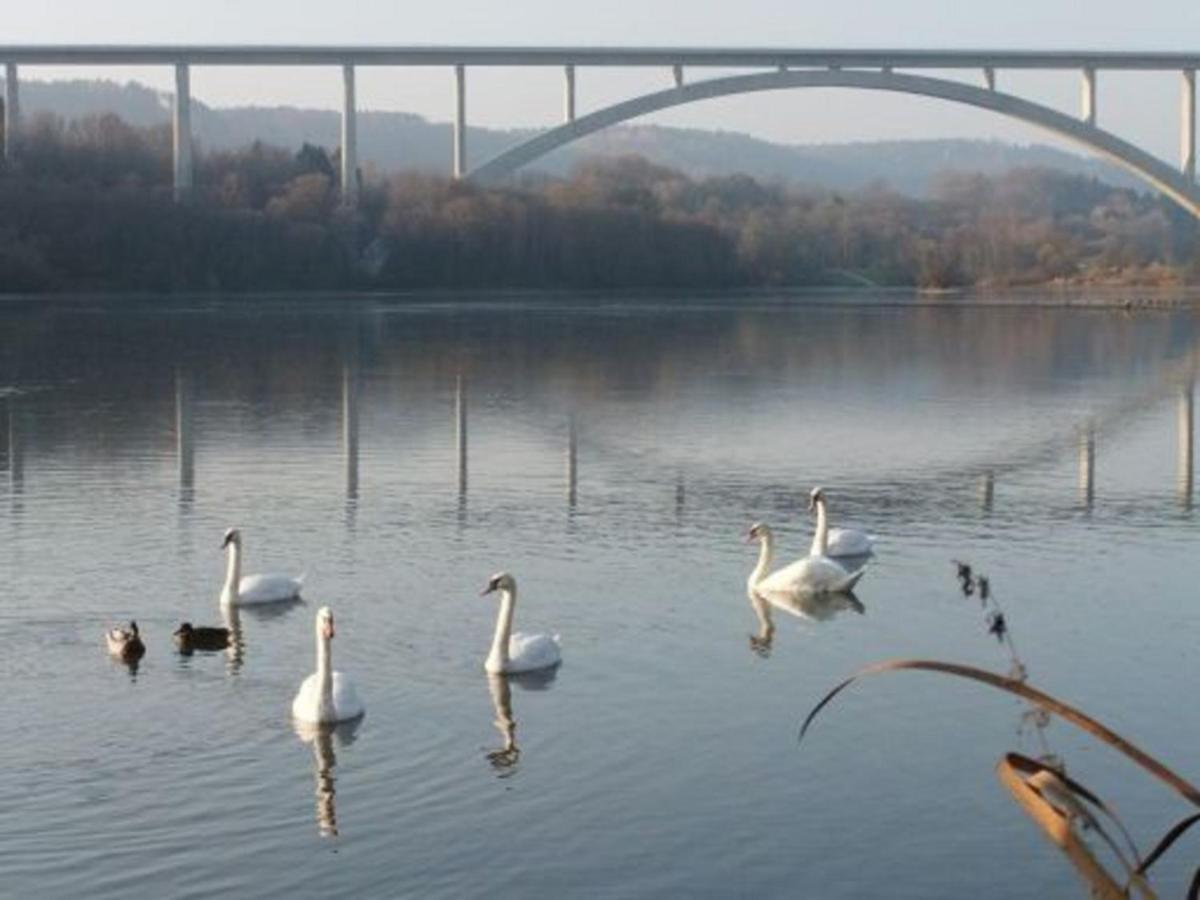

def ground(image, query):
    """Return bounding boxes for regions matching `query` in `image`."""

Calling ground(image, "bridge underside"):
[468,69,1200,219]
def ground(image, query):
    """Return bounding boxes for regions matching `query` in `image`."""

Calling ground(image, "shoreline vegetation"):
[1,111,1198,294]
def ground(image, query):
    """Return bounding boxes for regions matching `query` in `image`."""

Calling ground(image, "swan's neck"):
[749,533,774,589]
[221,543,242,603]
[487,588,516,672]
[810,499,829,557]
[316,631,333,707]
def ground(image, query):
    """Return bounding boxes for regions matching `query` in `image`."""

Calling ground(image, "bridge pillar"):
[173,63,193,200]
[3,62,18,161]
[983,67,996,91]
[341,64,358,206]
[1080,66,1096,126]
[564,64,576,123]
[1182,69,1196,183]
[672,64,684,88]
[453,64,466,179]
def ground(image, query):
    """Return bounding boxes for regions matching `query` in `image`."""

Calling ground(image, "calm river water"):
[1,294,1197,898]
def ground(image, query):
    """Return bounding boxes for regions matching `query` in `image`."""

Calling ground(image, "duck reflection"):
[484,667,558,775]
[294,718,361,838]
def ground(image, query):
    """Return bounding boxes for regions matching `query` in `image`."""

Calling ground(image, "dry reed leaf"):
[996,753,1153,899]
[798,659,1200,808]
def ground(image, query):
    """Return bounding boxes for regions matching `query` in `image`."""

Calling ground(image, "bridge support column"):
[563,64,576,123]
[1182,69,1196,183]
[1080,66,1096,126]
[3,63,19,161]
[983,67,995,91]
[672,64,684,88]
[453,64,466,179]
[173,63,193,200]
[341,64,358,206]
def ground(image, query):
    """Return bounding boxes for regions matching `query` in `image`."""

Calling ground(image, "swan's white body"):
[219,529,304,606]
[823,527,875,559]
[809,492,875,559]
[748,523,865,597]
[292,607,364,725]
[483,574,561,675]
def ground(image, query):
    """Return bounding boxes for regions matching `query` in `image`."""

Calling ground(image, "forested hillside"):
[0,112,1196,293]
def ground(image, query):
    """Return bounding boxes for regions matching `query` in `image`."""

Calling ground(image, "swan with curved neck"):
[747,522,865,597]
[481,572,561,675]
[808,487,875,559]
[219,527,304,606]
[292,606,364,724]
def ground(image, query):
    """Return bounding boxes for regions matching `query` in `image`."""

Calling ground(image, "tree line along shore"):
[1,112,1197,293]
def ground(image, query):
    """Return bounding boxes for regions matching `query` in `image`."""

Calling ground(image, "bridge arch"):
[468,68,1200,219]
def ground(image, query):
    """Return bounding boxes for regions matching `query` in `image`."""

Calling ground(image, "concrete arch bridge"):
[0,46,1197,215]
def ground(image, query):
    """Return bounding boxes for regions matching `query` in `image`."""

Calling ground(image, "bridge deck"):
[0,46,1198,69]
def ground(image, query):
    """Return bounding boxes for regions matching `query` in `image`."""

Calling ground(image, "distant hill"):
[6,77,1141,196]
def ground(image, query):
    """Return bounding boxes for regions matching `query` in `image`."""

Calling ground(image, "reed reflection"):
[294,719,361,838]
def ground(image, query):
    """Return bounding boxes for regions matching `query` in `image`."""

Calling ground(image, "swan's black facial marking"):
[221,528,239,548]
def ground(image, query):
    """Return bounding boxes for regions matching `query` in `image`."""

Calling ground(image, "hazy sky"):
[7,0,1200,161]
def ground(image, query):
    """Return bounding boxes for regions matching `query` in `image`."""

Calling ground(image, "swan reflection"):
[747,587,864,657]
[484,667,558,775]
[294,718,361,838]
[485,674,519,773]
[222,604,244,673]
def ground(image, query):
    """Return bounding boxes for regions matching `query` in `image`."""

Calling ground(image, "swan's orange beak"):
[322,619,335,639]
[480,584,496,596]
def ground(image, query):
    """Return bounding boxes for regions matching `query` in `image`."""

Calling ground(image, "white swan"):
[747,522,865,597]
[809,487,875,559]
[219,527,304,606]
[481,573,562,675]
[292,606,365,725]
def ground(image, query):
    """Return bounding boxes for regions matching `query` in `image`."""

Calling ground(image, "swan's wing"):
[331,671,365,720]
[756,557,815,594]
[239,572,303,603]
[760,555,866,596]
[291,672,320,720]
[507,632,562,673]
[826,528,875,558]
